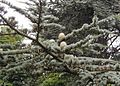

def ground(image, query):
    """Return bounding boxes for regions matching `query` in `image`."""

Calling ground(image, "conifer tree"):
[0,0,120,86]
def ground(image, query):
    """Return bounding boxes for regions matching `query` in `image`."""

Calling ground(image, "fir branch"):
[65,23,90,40]
[0,14,36,41]
[41,23,65,29]
[64,14,120,42]
[64,35,101,52]
[0,14,60,61]
[0,44,14,49]
[0,49,31,55]
[0,14,77,75]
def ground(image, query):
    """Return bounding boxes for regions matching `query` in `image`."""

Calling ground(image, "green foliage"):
[114,14,120,21]
[0,35,22,44]
[0,26,23,44]
[0,80,13,86]
[39,73,65,86]
[36,73,86,86]
[37,73,81,86]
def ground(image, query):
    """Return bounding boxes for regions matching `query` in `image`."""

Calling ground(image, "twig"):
[108,35,119,48]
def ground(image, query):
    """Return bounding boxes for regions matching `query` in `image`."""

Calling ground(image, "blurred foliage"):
[0,26,23,44]
[0,35,22,44]
[0,80,13,86]
[114,14,120,21]
[40,73,65,86]
[36,73,80,86]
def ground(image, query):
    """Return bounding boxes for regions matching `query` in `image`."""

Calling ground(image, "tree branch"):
[0,14,76,75]
[0,49,31,55]
[0,44,15,49]
[0,14,35,40]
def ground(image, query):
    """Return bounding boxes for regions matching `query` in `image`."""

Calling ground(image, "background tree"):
[48,0,120,59]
